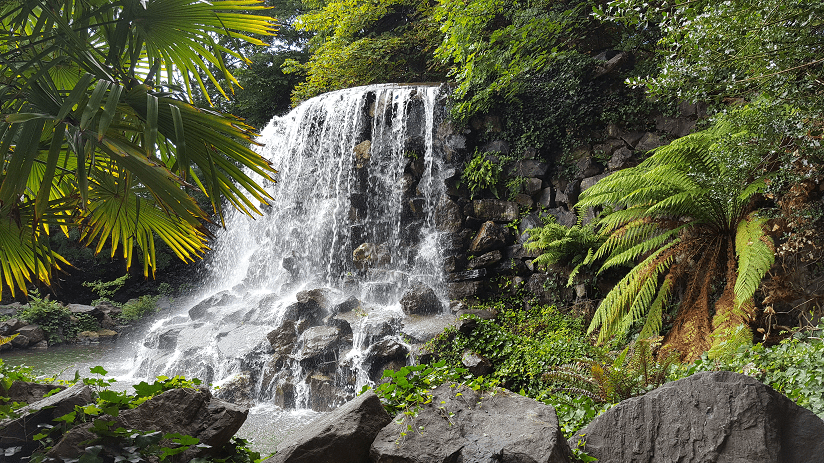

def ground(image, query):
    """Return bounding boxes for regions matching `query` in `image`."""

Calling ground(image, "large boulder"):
[400,283,443,315]
[371,384,571,463]
[472,200,519,222]
[49,387,247,461]
[297,325,350,364]
[353,243,391,271]
[0,381,67,405]
[272,390,392,463]
[435,196,463,233]
[15,325,45,344]
[469,221,509,253]
[570,371,824,463]
[0,383,93,458]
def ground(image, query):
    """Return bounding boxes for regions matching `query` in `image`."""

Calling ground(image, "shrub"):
[118,295,161,323]
[17,293,74,345]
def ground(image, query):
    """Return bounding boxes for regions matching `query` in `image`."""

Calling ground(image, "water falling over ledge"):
[122,83,463,412]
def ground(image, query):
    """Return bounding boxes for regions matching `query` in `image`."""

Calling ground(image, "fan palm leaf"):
[0,0,278,295]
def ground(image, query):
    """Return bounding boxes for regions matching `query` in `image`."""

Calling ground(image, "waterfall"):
[124,84,459,411]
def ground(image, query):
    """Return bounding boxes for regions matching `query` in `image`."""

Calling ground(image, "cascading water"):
[123,84,459,413]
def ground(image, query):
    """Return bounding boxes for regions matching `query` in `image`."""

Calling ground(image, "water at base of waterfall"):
[98,84,460,441]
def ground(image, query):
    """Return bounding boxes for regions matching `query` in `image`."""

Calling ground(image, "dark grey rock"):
[66,303,101,318]
[0,383,92,458]
[635,132,663,152]
[49,387,246,461]
[536,187,553,208]
[371,384,571,463]
[469,221,509,253]
[1,381,66,405]
[580,174,608,192]
[366,339,410,381]
[0,318,25,335]
[620,131,646,148]
[522,177,543,195]
[510,159,550,178]
[449,269,487,282]
[268,321,298,356]
[15,325,44,344]
[456,309,496,334]
[608,146,634,171]
[467,250,503,269]
[512,193,534,209]
[11,333,30,348]
[461,350,493,376]
[574,157,604,179]
[571,371,824,463]
[544,207,577,228]
[447,281,483,299]
[334,297,360,314]
[472,200,519,222]
[298,326,347,362]
[400,282,443,315]
[482,139,509,155]
[435,196,463,233]
[272,390,392,463]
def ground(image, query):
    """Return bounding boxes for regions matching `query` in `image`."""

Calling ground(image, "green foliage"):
[544,338,679,403]
[524,219,606,285]
[118,295,161,323]
[433,0,605,119]
[578,103,793,357]
[0,0,279,295]
[678,325,824,419]
[18,292,74,345]
[461,149,504,199]
[287,0,447,104]
[428,300,592,397]
[603,0,824,109]
[83,275,129,306]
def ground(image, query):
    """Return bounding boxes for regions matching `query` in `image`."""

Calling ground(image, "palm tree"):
[1,0,278,296]
[578,106,780,359]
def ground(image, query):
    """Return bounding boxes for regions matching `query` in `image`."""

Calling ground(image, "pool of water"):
[0,342,321,455]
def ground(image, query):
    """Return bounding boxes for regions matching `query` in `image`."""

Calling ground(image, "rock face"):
[272,390,392,463]
[49,387,247,461]
[400,283,443,315]
[371,384,571,463]
[570,371,824,463]
[0,383,93,458]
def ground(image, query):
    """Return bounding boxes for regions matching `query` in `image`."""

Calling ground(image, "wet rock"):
[353,140,371,168]
[158,328,182,350]
[49,387,246,461]
[469,221,509,253]
[306,375,351,412]
[366,339,409,381]
[456,309,496,334]
[215,373,254,408]
[268,321,298,356]
[353,242,391,271]
[401,314,457,344]
[371,384,571,463]
[0,384,93,458]
[297,326,349,364]
[15,325,44,344]
[297,288,336,312]
[189,291,238,320]
[571,371,824,463]
[435,196,463,233]
[447,281,482,299]
[362,319,399,345]
[466,250,503,269]
[97,329,118,342]
[400,282,443,315]
[461,350,493,376]
[448,268,487,282]
[272,390,392,463]
[32,340,48,349]
[472,200,519,222]
[273,378,297,409]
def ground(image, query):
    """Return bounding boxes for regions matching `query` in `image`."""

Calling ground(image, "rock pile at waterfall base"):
[271,371,824,463]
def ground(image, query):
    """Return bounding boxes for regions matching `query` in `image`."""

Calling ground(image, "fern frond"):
[599,225,686,273]
[638,273,675,338]
[734,214,775,307]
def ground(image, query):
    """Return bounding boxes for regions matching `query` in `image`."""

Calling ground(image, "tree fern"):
[579,103,783,359]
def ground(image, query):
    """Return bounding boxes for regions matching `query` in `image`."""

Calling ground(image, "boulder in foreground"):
[570,371,824,463]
